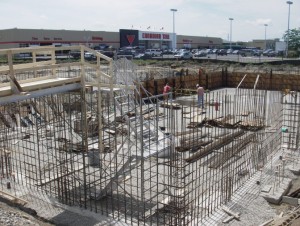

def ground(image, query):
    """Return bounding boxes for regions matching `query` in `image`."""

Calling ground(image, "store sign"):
[183,39,192,43]
[32,37,38,40]
[139,32,171,40]
[92,36,103,41]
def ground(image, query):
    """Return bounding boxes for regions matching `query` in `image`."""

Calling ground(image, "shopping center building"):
[0,28,223,50]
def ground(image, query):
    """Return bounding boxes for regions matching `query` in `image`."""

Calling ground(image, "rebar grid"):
[0,52,298,225]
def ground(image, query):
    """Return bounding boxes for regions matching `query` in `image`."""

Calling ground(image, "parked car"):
[266,51,277,57]
[262,49,273,56]
[239,49,254,57]
[84,52,96,60]
[217,49,227,56]
[69,51,81,59]
[193,50,207,57]
[133,53,151,59]
[226,49,233,54]
[212,49,219,54]
[101,50,115,58]
[116,50,135,59]
[174,52,193,59]
[161,50,174,55]
[205,49,213,54]
[253,50,263,56]
[144,49,162,56]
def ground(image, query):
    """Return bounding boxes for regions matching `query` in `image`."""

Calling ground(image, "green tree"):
[283,28,300,51]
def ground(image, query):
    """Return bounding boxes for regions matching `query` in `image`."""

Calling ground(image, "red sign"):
[162,34,170,39]
[92,36,103,41]
[126,35,135,45]
[141,33,170,40]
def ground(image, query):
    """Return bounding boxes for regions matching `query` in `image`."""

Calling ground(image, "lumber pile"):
[206,114,241,128]
[160,102,181,109]
[208,133,255,168]
[239,119,264,131]
[187,114,207,128]
[185,130,245,163]
[176,138,213,153]
[176,131,212,152]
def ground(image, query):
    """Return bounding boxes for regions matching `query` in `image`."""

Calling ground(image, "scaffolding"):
[0,46,297,225]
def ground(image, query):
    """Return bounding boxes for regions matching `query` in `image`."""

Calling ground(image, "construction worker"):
[163,83,171,101]
[196,84,205,108]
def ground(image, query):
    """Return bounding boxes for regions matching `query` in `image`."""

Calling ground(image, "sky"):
[1,0,299,42]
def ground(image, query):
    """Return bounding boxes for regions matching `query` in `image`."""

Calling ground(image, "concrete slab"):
[261,178,292,204]
[261,185,272,193]
[287,165,300,175]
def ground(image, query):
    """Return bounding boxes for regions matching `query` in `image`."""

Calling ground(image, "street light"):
[286,1,293,58]
[170,9,177,50]
[229,18,234,50]
[264,24,268,50]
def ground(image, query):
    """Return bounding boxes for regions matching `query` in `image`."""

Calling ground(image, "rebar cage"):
[0,46,298,225]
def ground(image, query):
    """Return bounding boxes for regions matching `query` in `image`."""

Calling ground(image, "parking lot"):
[156,53,286,64]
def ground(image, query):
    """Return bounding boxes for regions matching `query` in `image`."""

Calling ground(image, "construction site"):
[1,45,300,226]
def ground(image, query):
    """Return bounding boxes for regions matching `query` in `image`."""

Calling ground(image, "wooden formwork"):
[142,68,300,98]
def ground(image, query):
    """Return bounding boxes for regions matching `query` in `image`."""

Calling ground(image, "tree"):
[283,28,300,51]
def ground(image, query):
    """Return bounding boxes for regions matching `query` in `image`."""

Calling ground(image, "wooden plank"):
[222,207,240,220]
[185,130,244,163]
[176,138,213,152]
[0,190,27,205]
[0,77,82,97]
[223,215,235,223]
[208,133,255,168]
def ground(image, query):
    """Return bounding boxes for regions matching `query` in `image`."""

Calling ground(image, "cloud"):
[246,19,273,27]
[0,0,299,41]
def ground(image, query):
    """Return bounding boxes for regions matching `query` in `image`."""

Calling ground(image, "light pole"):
[264,24,268,50]
[286,1,293,58]
[170,9,177,50]
[229,18,233,50]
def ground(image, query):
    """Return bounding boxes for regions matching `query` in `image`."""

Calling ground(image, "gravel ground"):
[0,201,54,226]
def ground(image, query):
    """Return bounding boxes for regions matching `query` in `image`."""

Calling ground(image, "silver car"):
[174,52,193,59]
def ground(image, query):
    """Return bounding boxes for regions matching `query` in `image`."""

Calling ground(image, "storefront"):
[0,28,222,51]
[119,29,174,50]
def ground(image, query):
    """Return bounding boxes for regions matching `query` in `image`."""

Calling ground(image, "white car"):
[174,52,193,59]
[144,49,162,56]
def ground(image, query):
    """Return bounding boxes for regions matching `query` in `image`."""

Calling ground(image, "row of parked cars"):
[72,47,280,61]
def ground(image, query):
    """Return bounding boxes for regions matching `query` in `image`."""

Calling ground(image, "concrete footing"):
[287,164,300,175]
[261,178,292,204]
